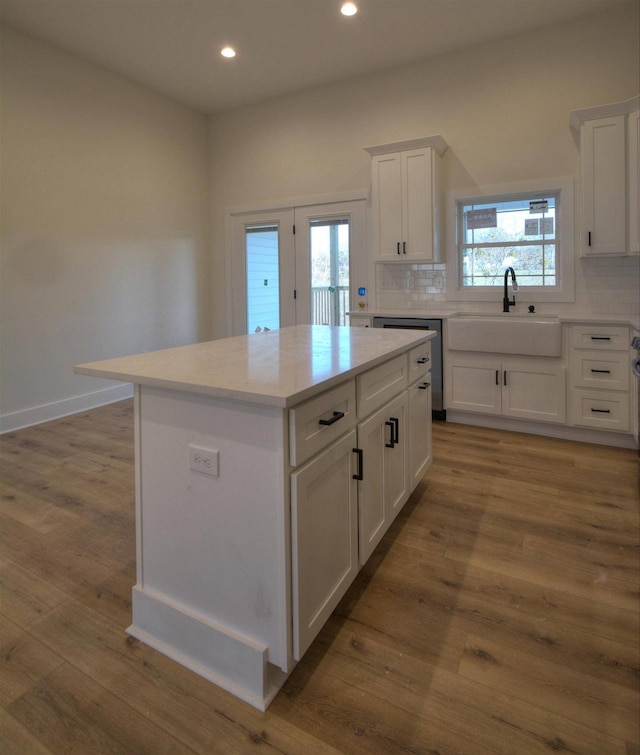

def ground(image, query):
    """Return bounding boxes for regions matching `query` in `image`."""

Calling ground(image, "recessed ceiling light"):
[220,46,236,58]
[341,2,358,16]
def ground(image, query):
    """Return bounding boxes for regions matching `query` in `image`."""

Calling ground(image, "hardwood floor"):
[1,400,638,754]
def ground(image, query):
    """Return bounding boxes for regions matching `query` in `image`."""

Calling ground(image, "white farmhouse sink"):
[447,314,562,356]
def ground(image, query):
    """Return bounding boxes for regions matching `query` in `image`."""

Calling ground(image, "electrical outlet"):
[189,445,219,477]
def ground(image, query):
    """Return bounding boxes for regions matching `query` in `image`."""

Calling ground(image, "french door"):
[229,200,366,336]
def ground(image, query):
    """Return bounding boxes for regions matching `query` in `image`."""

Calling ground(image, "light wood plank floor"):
[1,400,638,754]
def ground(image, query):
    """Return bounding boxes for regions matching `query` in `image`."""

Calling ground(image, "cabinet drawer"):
[570,351,629,390]
[408,342,432,384]
[570,388,630,431]
[289,380,356,467]
[571,324,629,351]
[357,354,408,418]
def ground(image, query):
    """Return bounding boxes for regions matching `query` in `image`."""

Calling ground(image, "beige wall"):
[1,26,211,430]
[209,4,639,336]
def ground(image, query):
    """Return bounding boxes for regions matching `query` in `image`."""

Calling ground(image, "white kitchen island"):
[75,325,434,710]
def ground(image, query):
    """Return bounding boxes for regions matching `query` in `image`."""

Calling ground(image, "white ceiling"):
[0,0,632,114]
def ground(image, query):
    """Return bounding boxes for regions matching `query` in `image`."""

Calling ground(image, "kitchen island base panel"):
[128,586,289,711]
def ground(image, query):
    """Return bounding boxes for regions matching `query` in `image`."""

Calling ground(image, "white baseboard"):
[0,383,134,434]
[446,410,638,449]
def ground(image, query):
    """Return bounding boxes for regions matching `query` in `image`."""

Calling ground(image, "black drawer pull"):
[397,242,401,255]
[591,408,611,414]
[416,356,430,364]
[402,241,407,254]
[352,448,363,480]
[590,369,611,374]
[385,420,395,448]
[319,410,344,426]
[590,336,611,341]
[418,382,431,390]
[504,370,508,386]
[495,370,499,386]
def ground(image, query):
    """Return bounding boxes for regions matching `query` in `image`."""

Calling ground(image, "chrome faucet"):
[503,267,518,312]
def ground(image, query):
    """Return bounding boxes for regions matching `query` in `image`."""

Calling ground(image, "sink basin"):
[447,314,562,356]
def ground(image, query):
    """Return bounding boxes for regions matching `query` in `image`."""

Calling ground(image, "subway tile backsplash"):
[375,258,639,316]
[376,263,447,309]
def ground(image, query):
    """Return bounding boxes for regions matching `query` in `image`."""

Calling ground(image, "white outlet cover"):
[188,445,219,477]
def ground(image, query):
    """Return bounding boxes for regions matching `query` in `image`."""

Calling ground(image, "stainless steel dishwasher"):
[372,316,445,420]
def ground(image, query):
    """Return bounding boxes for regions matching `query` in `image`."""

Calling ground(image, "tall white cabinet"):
[570,97,639,257]
[364,136,448,262]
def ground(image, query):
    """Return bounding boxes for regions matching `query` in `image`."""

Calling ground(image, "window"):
[460,194,557,287]
[447,177,574,303]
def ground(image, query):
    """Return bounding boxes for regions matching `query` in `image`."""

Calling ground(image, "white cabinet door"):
[501,359,566,423]
[628,109,639,254]
[446,354,501,415]
[408,374,432,489]
[580,115,627,256]
[357,391,409,564]
[403,149,435,260]
[291,429,359,660]
[372,152,403,261]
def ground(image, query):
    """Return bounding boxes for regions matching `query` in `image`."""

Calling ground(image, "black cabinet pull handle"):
[503,370,508,386]
[590,369,611,374]
[588,231,592,246]
[403,241,406,254]
[390,417,399,445]
[590,336,611,341]
[418,381,431,390]
[495,370,499,385]
[385,420,395,448]
[318,410,344,426]
[352,448,363,480]
[591,408,611,413]
[416,356,430,364]
[397,242,401,255]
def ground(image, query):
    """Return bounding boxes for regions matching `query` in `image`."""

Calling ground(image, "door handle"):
[390,417,399,445]
[416,356,430,364]
[385,420,395,448]
[418,381,431,390]
[352,448,363,480]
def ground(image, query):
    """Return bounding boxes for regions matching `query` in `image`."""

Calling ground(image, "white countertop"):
[349,309,640,330]
[75,325,435,408]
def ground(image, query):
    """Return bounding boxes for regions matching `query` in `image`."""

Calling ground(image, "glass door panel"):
[309,217,350,326]
[245,224,280,332]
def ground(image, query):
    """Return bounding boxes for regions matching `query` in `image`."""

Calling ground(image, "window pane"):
[246,224,279,332]
[310,216,350,326]
[461,243,557,287]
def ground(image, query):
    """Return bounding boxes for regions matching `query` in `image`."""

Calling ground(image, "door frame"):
[226,191,368,337]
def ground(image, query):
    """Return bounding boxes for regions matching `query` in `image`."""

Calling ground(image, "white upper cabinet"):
[571,97,639,257]
[364,136,448,262]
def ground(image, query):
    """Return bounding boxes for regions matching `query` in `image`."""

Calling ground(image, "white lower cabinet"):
[446,353,566,423]
[357,391,408,564]
[408,372,432,489]
[568,324,630,432]
[291,429,359,660]
[290,343,433,658]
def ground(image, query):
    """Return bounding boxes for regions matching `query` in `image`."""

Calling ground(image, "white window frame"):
[446,176,575,303]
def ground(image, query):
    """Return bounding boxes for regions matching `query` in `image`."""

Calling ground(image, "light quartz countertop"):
[348,309,640,331]
[75,325,435,408]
